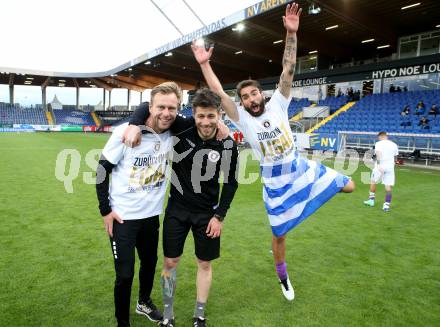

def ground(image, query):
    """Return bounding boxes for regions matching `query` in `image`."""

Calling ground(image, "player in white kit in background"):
[364,131,399,212]
[192,3,355,301]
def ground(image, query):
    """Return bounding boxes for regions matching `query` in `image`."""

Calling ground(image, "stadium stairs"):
[290,111,303,121]
[290,103,316,122]
[46,111,54,125]
[307,101,356,133]
[288,98,311,119]
[91,111,101,126]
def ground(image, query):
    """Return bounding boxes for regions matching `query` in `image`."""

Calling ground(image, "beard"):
[244,98,265,117]
[197,123,217,140]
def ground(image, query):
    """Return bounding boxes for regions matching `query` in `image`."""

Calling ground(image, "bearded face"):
[239,86,265,117]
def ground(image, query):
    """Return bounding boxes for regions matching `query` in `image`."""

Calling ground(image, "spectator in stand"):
[400,114,411,128]
[401,105,410,116]
[337,88,343,97]
[403,86,408,92]
[347,87,354,101]
[396,86,402,92]
[318,86,323,101]
[415,101,426,115]
[389,84,396,93]
[428,104,439,118]
[418,116,430,130]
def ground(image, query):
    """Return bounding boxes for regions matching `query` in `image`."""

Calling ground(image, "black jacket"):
[128,103,239,218]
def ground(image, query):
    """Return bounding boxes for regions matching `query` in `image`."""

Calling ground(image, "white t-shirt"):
[375,139,398,167]
[234,89,296,166]
[102,123,173,220]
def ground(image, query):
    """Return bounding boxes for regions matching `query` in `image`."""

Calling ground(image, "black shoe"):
[159,318,175,327]
[193,317,206,327]
[117,320,130,327]
[135,299,163,322]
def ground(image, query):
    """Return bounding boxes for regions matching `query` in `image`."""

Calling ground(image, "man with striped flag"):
[191,2,355,300]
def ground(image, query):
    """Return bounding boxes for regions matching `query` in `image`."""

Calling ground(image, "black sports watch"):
[214,213,224,222]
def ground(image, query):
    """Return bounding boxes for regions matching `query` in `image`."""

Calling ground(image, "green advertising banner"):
[60,125,83,132]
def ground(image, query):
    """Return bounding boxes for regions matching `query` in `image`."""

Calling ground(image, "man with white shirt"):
[96,82,181,327]
[364,131,399,212]
[125,88,238,327]
[191,3,355,301]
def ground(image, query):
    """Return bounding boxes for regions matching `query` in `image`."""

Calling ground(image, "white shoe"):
[279,277,295,301]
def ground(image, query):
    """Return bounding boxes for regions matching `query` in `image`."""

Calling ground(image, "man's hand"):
[283,2,302,34]
[122,125,142,147]
[103,211,124,237]
[191,40,213,65]
[216,120,230,140]
[206,217,223,238]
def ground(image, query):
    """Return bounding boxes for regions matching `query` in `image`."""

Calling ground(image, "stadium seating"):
[316,90,440,134]
[180,106,193,118]
[52,109,96,125]
[317,95,348,113]
[0,104,48,125]
[95,110,133,126]
[288,98,311,118]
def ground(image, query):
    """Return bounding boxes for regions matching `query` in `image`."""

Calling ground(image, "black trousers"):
[109,216,159,327]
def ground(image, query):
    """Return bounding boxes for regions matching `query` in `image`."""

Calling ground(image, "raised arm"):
[191,41,239,122]
[278,3,302,98]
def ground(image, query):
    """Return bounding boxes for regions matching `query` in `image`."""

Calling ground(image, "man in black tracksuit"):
[128,88,239,327]
[96,82,184,327]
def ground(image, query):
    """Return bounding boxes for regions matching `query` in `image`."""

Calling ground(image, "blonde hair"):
[151,81,182,105]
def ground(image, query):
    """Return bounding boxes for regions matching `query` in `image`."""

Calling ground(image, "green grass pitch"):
[0,132,439,326]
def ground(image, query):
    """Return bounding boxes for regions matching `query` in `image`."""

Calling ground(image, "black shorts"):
[163,203,220,261]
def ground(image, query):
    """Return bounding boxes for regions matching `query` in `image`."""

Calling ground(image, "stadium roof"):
[1,0,439,91]
[0,0,261,75]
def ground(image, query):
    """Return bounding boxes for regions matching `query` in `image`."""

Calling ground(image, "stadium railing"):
[338,130,440,165]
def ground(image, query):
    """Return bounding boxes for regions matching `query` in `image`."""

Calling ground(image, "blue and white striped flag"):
[261,154,349,237]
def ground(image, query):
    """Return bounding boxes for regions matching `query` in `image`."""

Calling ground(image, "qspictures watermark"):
[55,147,376,194]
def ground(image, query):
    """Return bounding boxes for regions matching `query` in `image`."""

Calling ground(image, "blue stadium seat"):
[287,98,311,118]
[314,90,440,134]
[52,109,95,125]
[0,103,48,124]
